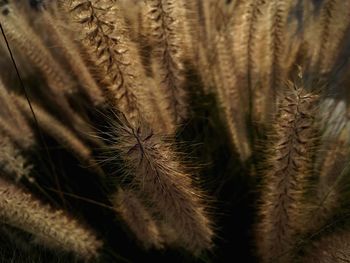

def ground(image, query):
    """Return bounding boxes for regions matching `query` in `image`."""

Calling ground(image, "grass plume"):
[0,177,102,260]
[256,75,320,262]
[110,115,213,254]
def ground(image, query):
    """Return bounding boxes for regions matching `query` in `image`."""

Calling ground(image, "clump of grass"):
[0,0,350,262]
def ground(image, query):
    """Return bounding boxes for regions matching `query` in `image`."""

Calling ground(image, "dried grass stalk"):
[0,6,96,139]
[269,0,294,91]
[0,5,76,95]
[249,0,296,124]
[0,177,102,259]
[40,10,105,106]
[231,0,264,83]
[257,78,319,262]
[146,0,188,126]
[64,0,147,124]
[0,79,33,148]
[248,0,273,124]
[113,188,164,250]
[13,95,100,174]
[111,116,213,255]
[314,0,350,75]
[213,33,251,161]
[140,77,175,134]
